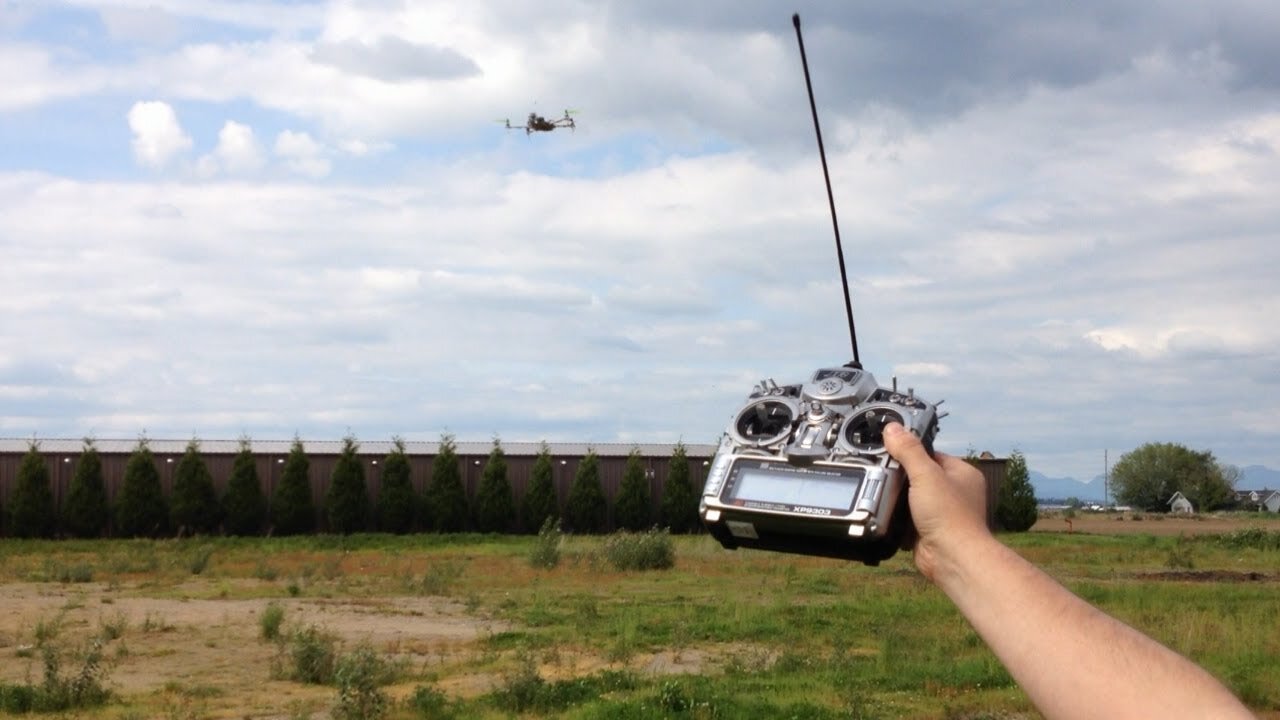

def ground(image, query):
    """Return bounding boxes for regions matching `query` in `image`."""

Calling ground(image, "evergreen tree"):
[660,442,698,533]
[995,450,1038,532]
[473,438,516,533]
[427,434,469,532]
[9,441,56,538]
[170,438,223,535]
[223,437,267,535]
[115,438,169,537]
[270,437,314,535]
[565,449,606,533]
[63,439,110,538]
[520,442,558,533]
[326,435,369,534]
[613,447,652,531]
[376,437,416,533]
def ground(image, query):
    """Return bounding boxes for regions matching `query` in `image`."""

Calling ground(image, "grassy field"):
[0,517,1278,719]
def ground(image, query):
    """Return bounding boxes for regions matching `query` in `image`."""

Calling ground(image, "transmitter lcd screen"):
[726,463,865,511]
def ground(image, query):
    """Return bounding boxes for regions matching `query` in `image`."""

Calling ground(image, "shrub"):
[473,438,515,533]
[409,684,455,719]
[224,437,267,535]
[613,448,651,531]
[528,518,562,569]
[326,435,369,534]
[271,437,315,535]
[8,442,56,539]
[170,439,223,535]
[660,442,699,533]
[520,443,559,533]
[565,450,606,533]
[376,438,415,534]
[114,438,169,538]
[332,642,391,720]
[62,440,110,538]
[599,528,675,571]
[283,625,339,685]
[427,434,468,532]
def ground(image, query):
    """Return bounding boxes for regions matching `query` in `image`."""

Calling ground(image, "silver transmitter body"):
[700,364,940,565]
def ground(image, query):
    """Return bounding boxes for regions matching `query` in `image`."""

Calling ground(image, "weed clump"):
[279,625,339,685]
[260,602,286,641]
[332,642,392,720]
[409,684,455,719]
[528,518,562,569]
[0,639,112,713]
[597,528,675,571]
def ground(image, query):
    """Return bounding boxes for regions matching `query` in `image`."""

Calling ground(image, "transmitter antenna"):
[792,13,860,367]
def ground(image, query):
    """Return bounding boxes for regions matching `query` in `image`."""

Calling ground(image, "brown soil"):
[1031,513,1280,536]
[0,577,749,718]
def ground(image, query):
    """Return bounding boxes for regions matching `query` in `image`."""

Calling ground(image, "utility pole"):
[1104,449,1109,507]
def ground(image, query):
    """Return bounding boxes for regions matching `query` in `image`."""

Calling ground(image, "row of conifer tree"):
[0,434,701,539]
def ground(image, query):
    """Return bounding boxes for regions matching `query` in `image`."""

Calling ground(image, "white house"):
[1168,491,1194,514]
[1264,491,1280,514]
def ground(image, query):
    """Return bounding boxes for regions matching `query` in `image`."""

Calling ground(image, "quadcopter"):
[502,110,577,135]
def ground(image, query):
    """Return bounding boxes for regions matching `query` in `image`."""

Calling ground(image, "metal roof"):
[0,438,719,458]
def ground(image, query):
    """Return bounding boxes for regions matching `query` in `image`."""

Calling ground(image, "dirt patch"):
[0,579,504,716]
[1032,514,1280,537]
[1134,570,1275,583]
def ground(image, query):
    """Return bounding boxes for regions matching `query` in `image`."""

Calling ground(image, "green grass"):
[0,527,1276,718]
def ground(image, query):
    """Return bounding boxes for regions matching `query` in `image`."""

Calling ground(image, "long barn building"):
[0,438,1006,534]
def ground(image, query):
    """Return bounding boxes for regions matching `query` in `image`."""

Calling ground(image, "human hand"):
[883,422,991,582]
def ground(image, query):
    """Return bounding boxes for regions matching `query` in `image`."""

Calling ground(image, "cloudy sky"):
[2,0,1278,483]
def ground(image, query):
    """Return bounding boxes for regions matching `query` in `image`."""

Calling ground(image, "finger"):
[883,422,941,482]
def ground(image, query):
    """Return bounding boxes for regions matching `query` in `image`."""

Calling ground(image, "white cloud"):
[198,120,265,177]
[127,101,193,169]
[274,130,331,178]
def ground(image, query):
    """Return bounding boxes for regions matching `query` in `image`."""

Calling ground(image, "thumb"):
[883,422,939,481]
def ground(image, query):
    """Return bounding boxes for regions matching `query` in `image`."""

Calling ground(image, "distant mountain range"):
[1029,464,1279,503]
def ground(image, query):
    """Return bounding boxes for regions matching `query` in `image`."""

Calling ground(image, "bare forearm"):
[933,534,1254,720]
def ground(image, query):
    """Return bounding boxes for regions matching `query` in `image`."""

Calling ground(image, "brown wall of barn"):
[0,448,1006,535]
[0,448,712,534]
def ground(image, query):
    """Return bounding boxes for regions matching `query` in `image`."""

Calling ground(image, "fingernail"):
[883,422,904,437]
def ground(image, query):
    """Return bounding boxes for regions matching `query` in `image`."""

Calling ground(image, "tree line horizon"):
[0,433,702,540]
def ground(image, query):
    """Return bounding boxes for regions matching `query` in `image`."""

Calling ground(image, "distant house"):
[1168,491,1194,514]
[1265,491,1280,514]
[1234,489,1280,512]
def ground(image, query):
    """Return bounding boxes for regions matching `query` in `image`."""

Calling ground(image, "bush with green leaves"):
[8,442,56,539]
[170,439,223,535]
[565,450,606,533]
[376,438,416,533]
[660,442,699,533]
[473,438,516,533]
[326,435,369,534]
[62,441,110,538]
[520,442,559,533]
[114,438,169,538]
[0,639,112,713]
[260,602,286,641]
[528,517,562,569]
[599,528,675,571]
[282,624,339,685]
[427,434,468,532]
[224,437,267,535]
[612,448,651,531]
[409,684,455,719]
[332,642,392,720]
[271,437,315,535]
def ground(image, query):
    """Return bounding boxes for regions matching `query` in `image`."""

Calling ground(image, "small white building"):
[1264,491,1280,514]
[1168,491,1194,514]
